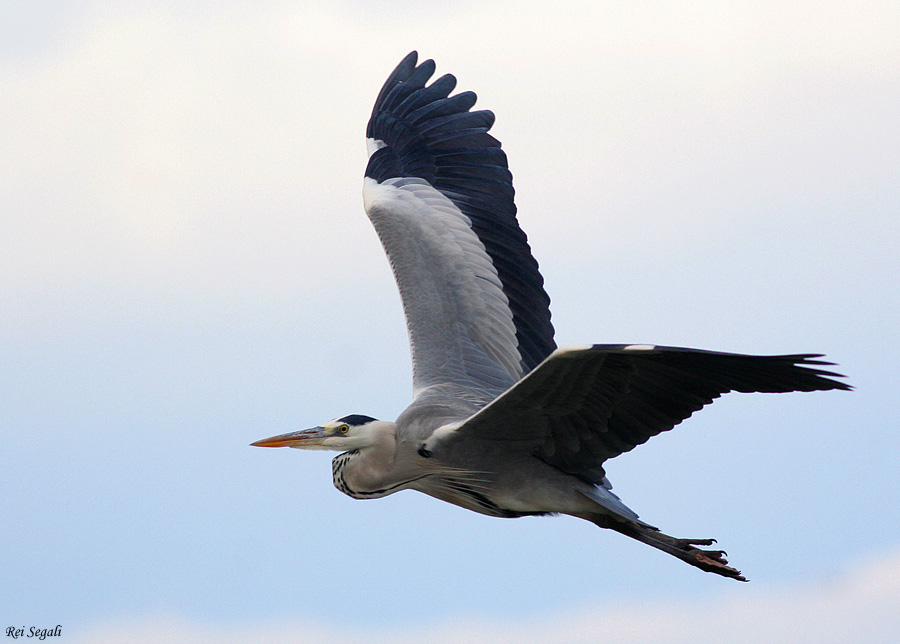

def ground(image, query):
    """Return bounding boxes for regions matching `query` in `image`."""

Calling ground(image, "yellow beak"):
[250,427,326,448]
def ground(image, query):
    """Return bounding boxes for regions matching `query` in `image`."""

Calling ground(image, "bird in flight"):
[252,52,849,581]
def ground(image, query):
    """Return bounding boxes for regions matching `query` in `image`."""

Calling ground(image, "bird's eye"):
[339,424,349,433]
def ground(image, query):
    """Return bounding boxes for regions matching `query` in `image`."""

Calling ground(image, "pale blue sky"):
[2,2,899,642]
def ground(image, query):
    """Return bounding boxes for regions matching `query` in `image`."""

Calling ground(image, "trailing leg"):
[579,513,747,581]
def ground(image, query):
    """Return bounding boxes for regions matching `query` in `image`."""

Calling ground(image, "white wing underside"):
[363,175,523,403]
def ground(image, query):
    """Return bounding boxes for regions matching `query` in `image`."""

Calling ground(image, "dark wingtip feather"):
[790,355,853,391]
[370,51,419,115]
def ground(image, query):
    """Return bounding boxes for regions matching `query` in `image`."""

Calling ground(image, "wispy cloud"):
[5,1,897,303]
[74,549,900,644]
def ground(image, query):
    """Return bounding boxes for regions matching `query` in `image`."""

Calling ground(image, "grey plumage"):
[253,52,850,581]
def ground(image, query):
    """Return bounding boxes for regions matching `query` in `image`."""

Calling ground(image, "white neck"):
[332,421,419,498]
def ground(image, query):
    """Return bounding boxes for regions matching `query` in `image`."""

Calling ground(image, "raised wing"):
[363,52,556,400]
[427,344,851,484]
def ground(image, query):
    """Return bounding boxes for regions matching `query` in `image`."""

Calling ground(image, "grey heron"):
[252,52,849,581]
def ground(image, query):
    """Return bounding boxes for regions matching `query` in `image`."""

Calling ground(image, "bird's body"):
[253,52,850,581]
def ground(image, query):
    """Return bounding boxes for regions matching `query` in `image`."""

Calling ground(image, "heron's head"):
[251,414,384,452]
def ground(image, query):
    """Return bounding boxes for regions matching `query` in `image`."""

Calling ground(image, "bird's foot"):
[580,514,748,581]
[666,536,746,581]
[623,525,748,581]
